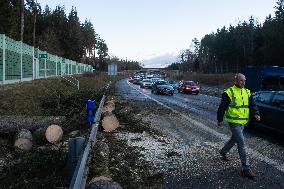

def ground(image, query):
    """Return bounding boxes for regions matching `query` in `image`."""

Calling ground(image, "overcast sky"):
[37,0,277,67]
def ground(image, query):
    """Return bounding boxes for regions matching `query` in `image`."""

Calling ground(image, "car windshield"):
[184,81,197,86]
[156,81,168,85]
[169,80,178,84]
[142,79,152,82]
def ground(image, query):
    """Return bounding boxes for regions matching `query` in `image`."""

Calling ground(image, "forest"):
[167,0,284,73]
[0,0,141,71]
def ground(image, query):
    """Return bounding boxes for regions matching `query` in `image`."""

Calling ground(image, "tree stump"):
[87,176,122,189]
[101,113,119,132]
[102,103,115,113]
[45,125,63,144]
[14,129,33,151]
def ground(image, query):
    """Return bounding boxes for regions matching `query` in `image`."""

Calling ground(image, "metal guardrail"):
[61,75,80,90]
[69,94,106,189]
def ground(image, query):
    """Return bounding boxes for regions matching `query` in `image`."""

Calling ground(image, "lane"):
[129,80,220,121]
[116,79,284,174]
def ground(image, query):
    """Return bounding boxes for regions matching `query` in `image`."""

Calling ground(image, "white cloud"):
[141,52,179,68]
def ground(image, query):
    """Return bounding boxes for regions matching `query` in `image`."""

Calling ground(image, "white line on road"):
[127,81,284,173]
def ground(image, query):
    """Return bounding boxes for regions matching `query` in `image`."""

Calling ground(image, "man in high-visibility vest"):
[217,73,260,178]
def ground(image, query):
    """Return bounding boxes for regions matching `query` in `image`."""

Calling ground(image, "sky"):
[37,0,277,68]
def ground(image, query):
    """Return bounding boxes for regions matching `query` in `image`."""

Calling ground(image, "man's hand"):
[217,121,222,127]
[255,115,260,121]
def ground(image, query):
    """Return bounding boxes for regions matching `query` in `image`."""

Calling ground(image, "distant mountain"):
[141,52,179,68]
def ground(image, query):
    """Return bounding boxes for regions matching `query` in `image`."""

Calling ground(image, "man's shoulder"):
[224,86,234,93]
[244,88,251,94]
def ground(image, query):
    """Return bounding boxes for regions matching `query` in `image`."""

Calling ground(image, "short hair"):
[234,73,245,80]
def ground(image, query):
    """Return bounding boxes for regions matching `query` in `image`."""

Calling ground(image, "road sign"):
[39,53,48,59]
[108,64,117,76]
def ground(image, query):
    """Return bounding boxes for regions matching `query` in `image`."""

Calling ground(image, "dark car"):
[128,77,134,83]
[168,80,179,90]
[250,91,284,133]
[178,81,200,94]
[151,80,174,95]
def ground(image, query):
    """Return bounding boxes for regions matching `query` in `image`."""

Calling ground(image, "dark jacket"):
[217,88,259,123]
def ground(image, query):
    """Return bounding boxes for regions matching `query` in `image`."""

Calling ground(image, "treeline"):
[0,0,141,70]
[167,0,284,73]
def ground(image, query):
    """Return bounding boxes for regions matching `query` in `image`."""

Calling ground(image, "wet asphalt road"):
[116,79,284,188]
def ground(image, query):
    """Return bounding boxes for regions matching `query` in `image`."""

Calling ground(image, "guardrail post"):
[56,55,58,76]
[20,41,23,81]
[68,137,86,182]
[2,34,5,84]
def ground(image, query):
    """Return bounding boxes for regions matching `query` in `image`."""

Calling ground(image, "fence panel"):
[0,34,3,81]
[0,34,93,84]
[22,43,33,78]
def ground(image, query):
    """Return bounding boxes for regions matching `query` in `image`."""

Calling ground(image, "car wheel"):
[170,93,174,96]
[194,92,199,95]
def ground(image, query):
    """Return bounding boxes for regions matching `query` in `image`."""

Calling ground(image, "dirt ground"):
[1,73,282,188]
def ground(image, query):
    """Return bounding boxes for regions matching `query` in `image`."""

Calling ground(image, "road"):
[116,78,284,189]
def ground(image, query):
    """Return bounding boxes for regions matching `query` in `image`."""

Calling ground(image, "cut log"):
[87,176,122,189]
[101,113,119,132]
[106,100,115,106]
[33,128,46,144]
[45,125,63,144]
[14,129,33,151]
[0,115,65,133]
[102,102,115,113]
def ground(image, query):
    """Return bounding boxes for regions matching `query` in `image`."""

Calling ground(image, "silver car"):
[140,79,153,89]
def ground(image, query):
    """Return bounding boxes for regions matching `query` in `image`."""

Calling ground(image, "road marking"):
[127,81,284,173]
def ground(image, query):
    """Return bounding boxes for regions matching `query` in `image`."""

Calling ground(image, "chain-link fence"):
[0,34,93,84]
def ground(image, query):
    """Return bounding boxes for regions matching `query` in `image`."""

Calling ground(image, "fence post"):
[20,41,23,81]
[2,35,5,84]
[44,52,47,78]
[56,55,58,76]
[61,58,63,75]
[32,47,35,80]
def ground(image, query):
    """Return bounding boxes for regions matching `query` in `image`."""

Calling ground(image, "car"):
[151,80,174,95]
[168,80,179,90]
[178,80,200,94]
[128,77,134,83]
[133,76,142,85]
[140,79,153,89]
[250,91,284,133]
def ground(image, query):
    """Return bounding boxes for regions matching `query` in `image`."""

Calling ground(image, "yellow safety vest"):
[224,85,251,125]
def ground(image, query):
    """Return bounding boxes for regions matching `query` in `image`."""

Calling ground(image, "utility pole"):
[33,0,37,47]
[20,0,24,42]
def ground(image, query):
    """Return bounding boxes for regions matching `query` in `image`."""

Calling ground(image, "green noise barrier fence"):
[0,34,93,84]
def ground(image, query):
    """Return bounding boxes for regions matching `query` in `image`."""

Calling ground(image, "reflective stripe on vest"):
[224,86,251,125]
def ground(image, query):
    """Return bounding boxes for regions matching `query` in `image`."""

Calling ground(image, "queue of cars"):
[128,73,200,96]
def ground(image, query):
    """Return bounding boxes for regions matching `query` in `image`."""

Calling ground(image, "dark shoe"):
[242,169,256,178]
[220,152,231,161]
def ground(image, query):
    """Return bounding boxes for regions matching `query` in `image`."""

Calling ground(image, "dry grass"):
[165,71,234,87]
